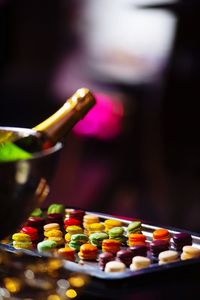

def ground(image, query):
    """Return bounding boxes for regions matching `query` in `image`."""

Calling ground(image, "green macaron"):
[69,234,89,252]
[47,203,65,215]
[37,240,57,253]
[31,208,44,217]
[89,232,108,248]
[108,227,126,244]
[127,221,142,234]
[108,227,124,238]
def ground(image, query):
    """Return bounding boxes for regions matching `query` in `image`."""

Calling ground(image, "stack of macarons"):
[57,246,76,261]
[78,243,98,261]
[108,227,126,244]
[130,256,151,271]
[181,245,200,260]
[65,225,83,243]
[127,221,142,235]
[89,232,108,248]
[20,226,39,248]
[128,233,146,247]
[88,223,105,235]
[104,219,122,232]
[83,215,100,232]
[102,239,121,254]
[12,233,33,250]
[68,234,88,252]
[25,216,46,240]
[98,252,115,270]
[158,250,179,265]
[153,228,171,242]
[116,249,133,267]
[43,223,64,246]
[171,232,192,251]
[149,240,169,257]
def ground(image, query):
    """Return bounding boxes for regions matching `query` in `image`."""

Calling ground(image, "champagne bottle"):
[0,88,96,162]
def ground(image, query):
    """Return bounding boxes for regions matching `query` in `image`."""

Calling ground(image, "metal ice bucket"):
[0,127,62,239]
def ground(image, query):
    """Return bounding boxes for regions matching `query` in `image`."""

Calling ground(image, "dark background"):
[1,0,200,233]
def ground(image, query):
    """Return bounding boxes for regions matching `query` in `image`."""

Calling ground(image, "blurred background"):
[1,0,200,232]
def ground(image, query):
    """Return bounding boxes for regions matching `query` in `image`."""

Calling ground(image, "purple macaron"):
[129,245,148,257]
[149,239,169,257]
[98,252,115,271]
[172,232,192,251]
[116,249,133,267]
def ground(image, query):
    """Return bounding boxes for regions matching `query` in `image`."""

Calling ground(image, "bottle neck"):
[33,88,96,143]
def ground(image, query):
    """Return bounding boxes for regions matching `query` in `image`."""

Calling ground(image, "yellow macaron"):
[43,223,60,231]
[104,219,122,232]
[158,250,179,265]
[12,233,32,249]
[44,229,63,238]
[181,246,200,260]
[130,256,151,271]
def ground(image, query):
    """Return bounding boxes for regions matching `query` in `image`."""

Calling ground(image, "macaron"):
[116,249,133,267]
[78,243,98,261]
[172,232,192,251]
[46,213,64,228]
[158,250,179,265]
[128,233,146,247]
[44,229,63,238]
[104,261,126,273]
[153,228,170,242]
[89,232,109,248]
[43,223,64,246]
[88,223,105,235]
[65,208,76,217]
[130,256,151,271]
[83,215,100,230]
[26,216,46,233]
[30,208,44,217]
[129,245,148,257]
[47,203,65,215]
[98,252,115,271]
[12,233,32,250]
[104,219,122,232]
[181,245,200,260]
[66,225,83,234]
[64,226,83,243]
[64,218,81,229]
[149,240,169,257]
[69,234,89,252]
[127,221,142,235]
[57,247,76,261]
[37,240,57,253]
[108,227,125,244]
[20,226,39,242]
[102,239,121,254]
[43,223,60,232]
[69,209,85,222]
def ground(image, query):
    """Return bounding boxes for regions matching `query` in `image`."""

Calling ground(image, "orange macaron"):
[153,229,171,242]
[102,239,121,254]
[57,247,76,261]
[128,233,146,247]
[78,243,98,260]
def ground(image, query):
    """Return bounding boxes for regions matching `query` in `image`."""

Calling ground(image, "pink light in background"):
[73,93,124,140]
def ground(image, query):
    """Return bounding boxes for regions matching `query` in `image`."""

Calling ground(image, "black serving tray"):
[1,209,200,298]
